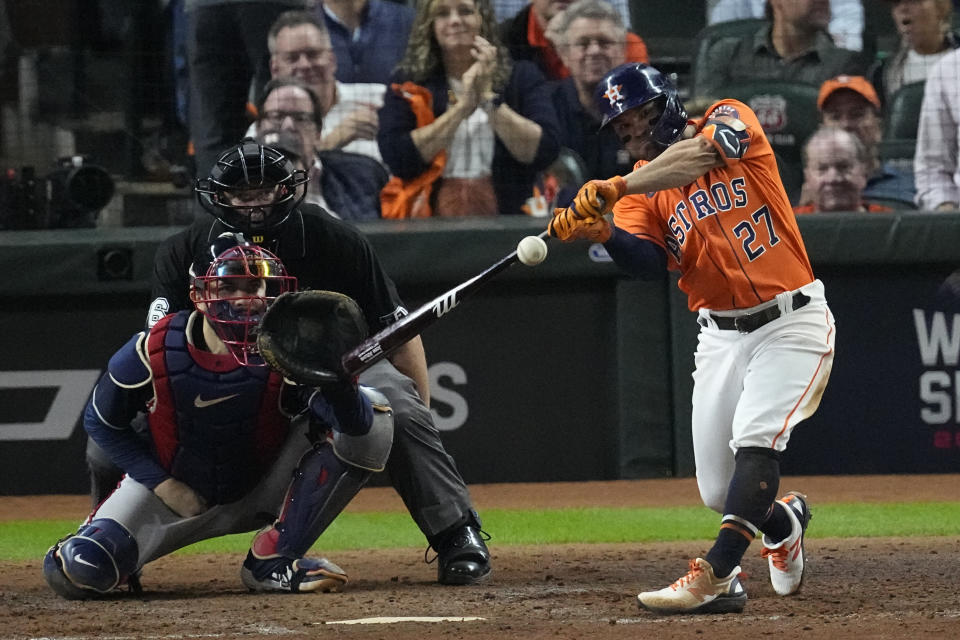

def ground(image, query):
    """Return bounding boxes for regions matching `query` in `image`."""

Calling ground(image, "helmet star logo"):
[603,84,624,106]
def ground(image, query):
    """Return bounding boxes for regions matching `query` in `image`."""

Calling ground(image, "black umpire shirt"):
[148,204,408,331]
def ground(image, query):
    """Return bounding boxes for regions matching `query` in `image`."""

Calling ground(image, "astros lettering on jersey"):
[613,100,814,311]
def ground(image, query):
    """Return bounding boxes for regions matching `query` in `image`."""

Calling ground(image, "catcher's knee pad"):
[723,447,782,528]
[258,443,371,559]
[43,519,139,599]
[331,385,393,471]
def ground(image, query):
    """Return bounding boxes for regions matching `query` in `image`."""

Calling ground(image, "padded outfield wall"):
[0,214,958,494]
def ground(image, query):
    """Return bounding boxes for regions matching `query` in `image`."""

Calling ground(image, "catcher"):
[43,235,393,598]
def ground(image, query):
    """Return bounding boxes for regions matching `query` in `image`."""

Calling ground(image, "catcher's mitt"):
[257,290,369,385]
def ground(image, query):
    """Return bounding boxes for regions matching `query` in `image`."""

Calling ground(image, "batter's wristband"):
[609,175,627,200]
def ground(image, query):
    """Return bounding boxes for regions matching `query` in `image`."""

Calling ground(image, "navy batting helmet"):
[595,63,688,148]
[195,138,309,235]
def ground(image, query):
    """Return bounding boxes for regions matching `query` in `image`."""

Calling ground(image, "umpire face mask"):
[195,140,309,240]
[220,186,283,229]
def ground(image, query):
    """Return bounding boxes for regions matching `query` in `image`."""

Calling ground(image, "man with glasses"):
[551,0,636,186]
[499,0,648,80]
[255,77,388,220]
[264,10,385,165]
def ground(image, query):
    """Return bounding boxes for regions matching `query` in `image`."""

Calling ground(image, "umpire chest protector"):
[147,312,289,505]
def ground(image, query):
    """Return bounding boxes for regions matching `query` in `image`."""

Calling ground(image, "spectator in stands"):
[255,77,388,221]
[498,0,647,80]
[871,0,958,105]
[266,11,385,164]
[817,75,916,205]
[706,0,865,51]
[377,0,560,217]
[259,128,310,171]
[794,126,894,214]
[187,0,307,179]
[493,0,630,28]
[694,0,866,98]
[551,0,634,187]
[915,48,960,210]
[319,0,415,84]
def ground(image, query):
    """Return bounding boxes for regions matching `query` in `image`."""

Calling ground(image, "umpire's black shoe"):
[430,515,492,585]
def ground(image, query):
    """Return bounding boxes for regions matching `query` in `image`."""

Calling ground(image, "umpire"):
[85,139,491,585]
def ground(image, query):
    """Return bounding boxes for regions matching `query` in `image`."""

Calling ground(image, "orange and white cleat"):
[761,491,811,596]
[636,557,747,614]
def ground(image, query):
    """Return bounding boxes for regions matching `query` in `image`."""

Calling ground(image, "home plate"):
[323,616,486,625]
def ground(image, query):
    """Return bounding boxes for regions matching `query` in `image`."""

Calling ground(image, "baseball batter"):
[44,237,394,598]
[549,62,835,614]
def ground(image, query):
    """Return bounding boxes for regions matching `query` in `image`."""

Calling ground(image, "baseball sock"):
[758,501,793,544]
[705,447,781,578]
[705,520,754,578]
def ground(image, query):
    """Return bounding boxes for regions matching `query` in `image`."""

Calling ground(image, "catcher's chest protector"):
[147,312,289,505]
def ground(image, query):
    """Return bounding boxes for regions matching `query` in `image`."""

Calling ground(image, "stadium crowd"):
[142,0,957,220]
[1,1,955,221]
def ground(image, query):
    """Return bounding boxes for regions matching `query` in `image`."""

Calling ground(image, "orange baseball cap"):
[817,75,881,111]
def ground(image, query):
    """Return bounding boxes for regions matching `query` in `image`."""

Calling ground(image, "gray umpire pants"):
[358,359,475,538]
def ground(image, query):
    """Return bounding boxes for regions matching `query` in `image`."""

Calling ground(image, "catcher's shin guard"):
[43,519,139,599]
[254,441,370,560]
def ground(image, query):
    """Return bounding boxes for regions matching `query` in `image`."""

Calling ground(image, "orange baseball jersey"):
[613,99,814,311]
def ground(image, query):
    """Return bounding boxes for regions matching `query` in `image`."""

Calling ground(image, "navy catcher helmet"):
[195,138,309,235]
[595,63,688,148]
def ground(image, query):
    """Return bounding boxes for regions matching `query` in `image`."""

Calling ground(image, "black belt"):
[708,292,811,333]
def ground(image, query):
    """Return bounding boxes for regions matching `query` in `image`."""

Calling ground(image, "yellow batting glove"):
[547,207,612,243]
[570,175,627,220]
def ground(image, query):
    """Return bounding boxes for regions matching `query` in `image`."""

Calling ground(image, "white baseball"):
[517,235,548,266]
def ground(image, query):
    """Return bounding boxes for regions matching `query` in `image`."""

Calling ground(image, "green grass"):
[3,502,959,562]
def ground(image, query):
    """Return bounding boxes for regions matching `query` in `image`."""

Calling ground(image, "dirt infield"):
[2,475,959,640]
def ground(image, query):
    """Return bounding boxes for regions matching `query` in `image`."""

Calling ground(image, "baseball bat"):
[341,229,550,377]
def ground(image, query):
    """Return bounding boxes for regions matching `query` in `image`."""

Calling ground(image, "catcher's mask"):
[595,62,687,148]
[191,239,298,366]
[195,138,309,237]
